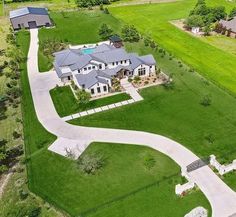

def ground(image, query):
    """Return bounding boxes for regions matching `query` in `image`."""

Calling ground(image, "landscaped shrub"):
[77,152,105,175]
[133,76,141,83]
[143,153,156,170]
[121,25,140,42]
[76,89,91,105]
[200,94,212,106]
[144,36,152,46]
[128,77,133,83]
[163,81,175,90]
[104,8,109,14]
[98,23,113,40]
[204,133,215,144]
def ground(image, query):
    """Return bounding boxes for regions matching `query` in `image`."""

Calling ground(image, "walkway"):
[27,29,236,217]
[120,78,143,101]
[62,98,136,121]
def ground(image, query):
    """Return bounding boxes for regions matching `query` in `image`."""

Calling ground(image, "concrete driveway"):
[27,29,236,217]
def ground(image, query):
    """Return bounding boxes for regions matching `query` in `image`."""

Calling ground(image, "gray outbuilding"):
[10,7,52,30]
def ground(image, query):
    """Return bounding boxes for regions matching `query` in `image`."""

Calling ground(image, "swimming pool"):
[81,47,96,54]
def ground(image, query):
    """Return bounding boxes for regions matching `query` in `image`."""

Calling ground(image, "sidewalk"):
[62,98,137,121]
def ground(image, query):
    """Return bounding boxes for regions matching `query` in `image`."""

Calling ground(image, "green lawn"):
[200,35,236,56]
[28,142,211,217]
[38,10,122,71]
[50,85,131,117]
[109,0,236,95]
[70,41,236,165]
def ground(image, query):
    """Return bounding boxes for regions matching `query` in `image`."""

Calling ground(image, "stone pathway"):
[62,98,137,121]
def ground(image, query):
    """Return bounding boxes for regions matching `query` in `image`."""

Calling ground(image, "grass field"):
[27,143,212,216]
[201,35,236,56]
[50,85,131,117]
[16,14,212,216]
[109,0,236,95]
[38,11,122,71]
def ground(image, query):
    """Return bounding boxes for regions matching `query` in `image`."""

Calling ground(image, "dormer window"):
[99,64,102,69]
[78,69,80,73]
[124,60,127,63]
[112,62,115,66]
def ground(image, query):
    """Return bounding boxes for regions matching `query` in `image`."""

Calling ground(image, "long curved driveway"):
[27,29,236,217]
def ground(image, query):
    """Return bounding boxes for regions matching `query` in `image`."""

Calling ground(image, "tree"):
[77,152,105,174]
[210,6,226,22]
[214,22,223,33]
[229,7,236,20]
[6,86,21,99]
[203,25,211,36]
[144,35,152,46]
[184,15,204,28]
[76,89,91,105]
[121,25,140,42]
[98,23,113,40]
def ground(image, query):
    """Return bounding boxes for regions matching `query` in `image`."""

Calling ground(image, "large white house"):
[53,43,156,96]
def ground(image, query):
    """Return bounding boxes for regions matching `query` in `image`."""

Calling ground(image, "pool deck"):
[69,40,110,50]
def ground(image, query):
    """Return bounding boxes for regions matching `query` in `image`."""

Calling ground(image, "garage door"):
[28,21,37,29]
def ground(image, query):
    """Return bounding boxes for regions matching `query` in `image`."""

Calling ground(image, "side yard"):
[50,85,131,117]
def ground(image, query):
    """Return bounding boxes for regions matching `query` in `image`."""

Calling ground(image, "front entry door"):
[28,21,37,29]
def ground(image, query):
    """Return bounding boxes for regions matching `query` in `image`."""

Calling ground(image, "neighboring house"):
[219,17,236,37]
[10,7,52,30]
[53,43,156,96]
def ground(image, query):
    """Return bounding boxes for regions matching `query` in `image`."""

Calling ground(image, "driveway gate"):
[187,157,210,172]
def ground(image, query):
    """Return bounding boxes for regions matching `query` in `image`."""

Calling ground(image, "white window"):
[91,88,94,95]
[103,86,107,92]
[97,87,101,93]
[92,66,95,69]
[138,67,146,76]
[84,67,87,71]
[88,66,91,70]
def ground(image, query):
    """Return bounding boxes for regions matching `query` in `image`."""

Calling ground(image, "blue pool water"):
[81,47,96,54]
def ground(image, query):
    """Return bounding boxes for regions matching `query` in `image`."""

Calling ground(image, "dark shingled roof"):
[10,7,49,19]
[219,17,236,33]
[110,35,122,42]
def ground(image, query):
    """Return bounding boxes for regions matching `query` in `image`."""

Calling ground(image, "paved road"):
[27,29,236,217]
